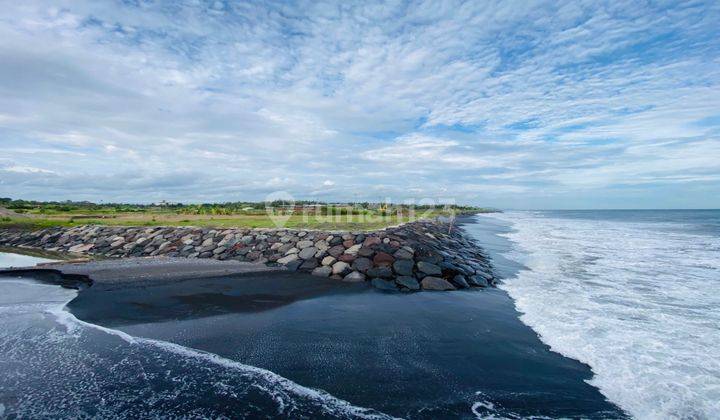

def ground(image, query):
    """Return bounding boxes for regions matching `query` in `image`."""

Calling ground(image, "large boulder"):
[277,254,298,265]
[298,246,318,260]
[328,245,346,258]
[373,252,395,266]
[366,266,393,278]
[311,266,332,277]
[421,276,456,291]
[392,259,414,277]
[285,260,302,271]
[332,261,351,275]
[343,271,366,282]
[352,257,372,273]
[417,261,442,276]
[338,254,356,263]
[467,275,489,287]
[344,244,362,256]
[396,276,420,290]
[300,258,319,270]
[363,236,381,247]
[358,247,375,257]
[371,278,396,291]
[296,240,314,249]
[393,248,414,260]
[451,274,470,289]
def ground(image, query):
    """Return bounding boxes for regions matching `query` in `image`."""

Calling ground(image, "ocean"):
[471,210,720,419]
[1,209,717,419]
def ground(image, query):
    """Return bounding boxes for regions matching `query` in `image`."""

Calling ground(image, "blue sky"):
[1,0,719,208]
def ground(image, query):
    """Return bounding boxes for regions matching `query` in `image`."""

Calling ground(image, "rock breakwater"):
[0,220,494,291]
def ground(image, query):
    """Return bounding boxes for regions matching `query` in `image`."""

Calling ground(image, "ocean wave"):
[484,211,720,420]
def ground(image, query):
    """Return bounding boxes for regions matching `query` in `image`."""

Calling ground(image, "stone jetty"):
[0,220,495,291]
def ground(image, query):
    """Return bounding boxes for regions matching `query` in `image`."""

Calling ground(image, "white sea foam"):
[483,211,720,420]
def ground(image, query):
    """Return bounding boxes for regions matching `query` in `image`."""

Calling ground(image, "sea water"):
[473,210,720,420]
[0,277,389,419]
[0,252,55,268]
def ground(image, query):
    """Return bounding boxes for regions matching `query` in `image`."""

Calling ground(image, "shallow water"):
[473,210,720,419]
[0,252,56,268]
[0,278,389,419]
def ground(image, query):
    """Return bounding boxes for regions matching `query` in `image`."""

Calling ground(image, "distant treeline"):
[0,197,494,215]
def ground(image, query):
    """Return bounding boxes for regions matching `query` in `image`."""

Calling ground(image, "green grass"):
[0,199,497,231]
[0,211,458,231]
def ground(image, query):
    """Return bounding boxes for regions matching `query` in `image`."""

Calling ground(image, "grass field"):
[0,199,495,231]
[0,209,473,231]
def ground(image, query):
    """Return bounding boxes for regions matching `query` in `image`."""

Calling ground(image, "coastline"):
[0,218,495,292]
[1,245,626,418]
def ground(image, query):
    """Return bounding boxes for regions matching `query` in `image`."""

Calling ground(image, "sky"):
[1,0,719,209]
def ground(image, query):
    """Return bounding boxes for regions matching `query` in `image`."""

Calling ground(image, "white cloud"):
[0,0,718,208]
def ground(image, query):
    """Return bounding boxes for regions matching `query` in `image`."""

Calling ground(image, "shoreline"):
[0,217,495,292]
[0,215,628,418]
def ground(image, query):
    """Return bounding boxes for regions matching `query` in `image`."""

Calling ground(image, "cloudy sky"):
[1,1,719,208]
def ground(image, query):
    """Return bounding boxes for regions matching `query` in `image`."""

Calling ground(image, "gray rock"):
[475,270,493,281]
[366,266,393,278]
[358,247,375,257]
[332,261,350,275]
[296,240,314,249]
[298,246,318,260]
[343,271,366,282]
[314,249,327,259]
[300,258,319,270]
[285,260,302,271]
[344,244,362,256]
[371,278,397,291]
[467,275,489,287]
[198,244,217,253]
[417,261,442,276]
[393,248,414,260]
[321,256,336,266]
[392,259,414,276]
[312,265,332,277]
[451,274,470,289]
[440,261,464,275]
[421,276,456,291]
[396,276,420,290]
[351,257,372,273]
[328,245,345,258]
[277,254,299,265]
